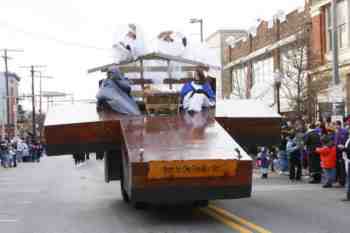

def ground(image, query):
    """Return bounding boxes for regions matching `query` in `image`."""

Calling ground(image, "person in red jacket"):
[316,136,337,188]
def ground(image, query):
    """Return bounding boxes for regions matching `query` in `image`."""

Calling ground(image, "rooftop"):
[205,29,248,42]
[0,72,21,81]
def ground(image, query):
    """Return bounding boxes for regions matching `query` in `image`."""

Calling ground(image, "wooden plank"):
[44,104,124,155]
[131,160,252,188]
[129,160,252,203]
[216,117,281,150]
[129,79,153,85]
[131,185,252,203]
[88,64,207,74]
[119,66,201,73]
[163,78,192,84]
[120,113,250,164]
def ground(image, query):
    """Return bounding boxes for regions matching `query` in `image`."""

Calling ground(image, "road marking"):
[201,204,272,233]
[0,219,18,223]
[16,201,33,205]
[0,182,24,186]
[0,189,41,194]
[200,207,252,233]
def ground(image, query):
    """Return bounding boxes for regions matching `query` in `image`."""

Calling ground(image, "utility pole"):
[20,65,46,140]
[331,0,340,86]
[331,0,341,118]
[31,66,36,140]
[35,71,53,140]
[3,50,10,126]
[1,49,23,136]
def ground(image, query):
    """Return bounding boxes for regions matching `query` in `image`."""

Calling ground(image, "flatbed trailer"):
[45,104,252,206]
[44,52,280,207]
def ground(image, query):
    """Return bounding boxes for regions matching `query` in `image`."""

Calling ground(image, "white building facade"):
[0,72,20,127]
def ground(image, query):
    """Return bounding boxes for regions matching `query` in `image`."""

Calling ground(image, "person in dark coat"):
[334,121,349,187]
[96,152,104,160]
[338,136,350,201]
[73,153,80,167]
[278,133,288,173]
[304,124,322,184]
[31,141,40,163]
[287,133,302,181]
[344,149,350,201]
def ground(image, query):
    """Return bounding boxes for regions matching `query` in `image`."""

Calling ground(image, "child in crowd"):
[257,147,270,179]
[316,136,337,188]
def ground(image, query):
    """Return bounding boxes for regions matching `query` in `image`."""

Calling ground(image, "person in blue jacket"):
[180,67,215,113]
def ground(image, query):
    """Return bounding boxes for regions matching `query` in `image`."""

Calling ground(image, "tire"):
[120,167,130,203]
[133,202,149,210]
[194,200,209,208]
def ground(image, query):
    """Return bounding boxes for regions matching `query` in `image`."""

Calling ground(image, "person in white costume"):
[180,68,215,113]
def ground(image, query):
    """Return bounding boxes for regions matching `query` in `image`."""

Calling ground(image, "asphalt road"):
[1,156,349,233]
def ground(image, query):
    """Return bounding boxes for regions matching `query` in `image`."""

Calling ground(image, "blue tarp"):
[96,72,141,115]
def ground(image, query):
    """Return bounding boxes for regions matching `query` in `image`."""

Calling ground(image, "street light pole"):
[274,70,282,114]
[331,0,340,86]
[277,84,281,114]
[200,19,203,43]
[190,18,204,43]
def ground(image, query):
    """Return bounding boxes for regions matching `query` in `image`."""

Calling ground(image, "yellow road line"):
[207,204,272,233]
[200,208,253,233]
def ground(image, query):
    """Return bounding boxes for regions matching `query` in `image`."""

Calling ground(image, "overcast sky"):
[0,0,304,111]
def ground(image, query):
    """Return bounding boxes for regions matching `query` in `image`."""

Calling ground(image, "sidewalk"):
[253,168,310,180]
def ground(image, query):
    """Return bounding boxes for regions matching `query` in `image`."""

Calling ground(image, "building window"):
[231,65,248,99]
[326,0,348,51]
[252,57,273,86]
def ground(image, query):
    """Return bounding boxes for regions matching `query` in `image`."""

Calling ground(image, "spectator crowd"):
[256,116,350,202]
[0,137,44,169]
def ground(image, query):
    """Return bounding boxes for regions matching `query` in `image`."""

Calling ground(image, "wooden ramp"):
[44,104,253,203]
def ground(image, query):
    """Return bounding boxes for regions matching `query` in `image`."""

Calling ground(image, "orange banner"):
[148,160,237,180]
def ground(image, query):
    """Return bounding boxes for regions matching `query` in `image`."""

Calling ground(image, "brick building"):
[224,7,310,114]
[309,0,350,119]
[205,30,247,99]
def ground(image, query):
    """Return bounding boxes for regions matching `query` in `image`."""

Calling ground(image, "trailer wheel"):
[120,169,130,203]
[133,202,149,210]
[194,200,209,207]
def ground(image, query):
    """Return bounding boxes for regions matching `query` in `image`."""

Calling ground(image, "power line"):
[35,72,54,140]
[20,65,46,140]
[0,19,111,52]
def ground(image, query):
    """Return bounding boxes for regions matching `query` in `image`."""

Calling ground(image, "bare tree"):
[280,18,315,117]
